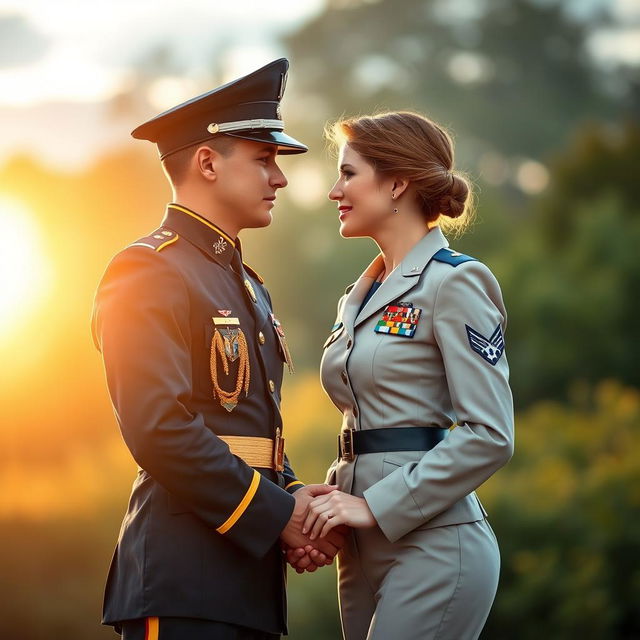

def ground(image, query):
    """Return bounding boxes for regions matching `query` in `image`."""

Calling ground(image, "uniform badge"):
[465,324,504,365]
[374,304,422,338]
[210,317,250,412]
[222,329,242,362]
[271,313,295,374]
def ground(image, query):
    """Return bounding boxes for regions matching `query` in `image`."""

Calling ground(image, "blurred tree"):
[284,0,630,160]
[501,121,640,405]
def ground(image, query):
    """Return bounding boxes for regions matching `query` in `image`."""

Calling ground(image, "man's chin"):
[246,212,273,229]
[258,212,273,227]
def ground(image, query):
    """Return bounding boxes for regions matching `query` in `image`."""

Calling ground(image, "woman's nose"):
[328,180,342,201]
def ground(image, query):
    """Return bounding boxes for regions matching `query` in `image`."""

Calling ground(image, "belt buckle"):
[274,428,285,472]
[340,428,354,462]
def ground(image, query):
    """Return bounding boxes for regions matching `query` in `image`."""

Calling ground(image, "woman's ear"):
[391,177,410,199]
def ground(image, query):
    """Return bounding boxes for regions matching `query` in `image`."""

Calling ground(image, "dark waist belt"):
[338,426,448,462]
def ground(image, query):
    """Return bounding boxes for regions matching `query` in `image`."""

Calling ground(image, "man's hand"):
[280,484,346,572]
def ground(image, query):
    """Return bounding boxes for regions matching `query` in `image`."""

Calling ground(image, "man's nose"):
[271,165,288,189]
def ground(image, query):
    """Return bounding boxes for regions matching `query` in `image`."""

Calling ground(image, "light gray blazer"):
[320,227,514,542]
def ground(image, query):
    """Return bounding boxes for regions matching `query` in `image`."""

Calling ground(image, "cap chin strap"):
[160,119,287,160]
[207,119,284,134]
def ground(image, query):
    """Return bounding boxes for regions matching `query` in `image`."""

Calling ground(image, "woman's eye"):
[341,170,354,178]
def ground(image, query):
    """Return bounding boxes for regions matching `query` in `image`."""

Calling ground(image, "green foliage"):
[481,380,640,639]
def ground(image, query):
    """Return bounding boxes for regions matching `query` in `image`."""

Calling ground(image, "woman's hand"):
[303,490,376,540]
[280,484,346,573]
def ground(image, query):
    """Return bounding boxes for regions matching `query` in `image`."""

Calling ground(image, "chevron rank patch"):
[465,324,504,365]
[374,304,422,338]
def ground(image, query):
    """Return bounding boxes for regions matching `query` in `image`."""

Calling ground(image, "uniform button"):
[341,371,348,385]
[269,380,275,393]
[346,339,352,349]
[258,331,265,345]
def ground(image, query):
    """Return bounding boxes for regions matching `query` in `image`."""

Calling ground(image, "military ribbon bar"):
[374,305,422,338]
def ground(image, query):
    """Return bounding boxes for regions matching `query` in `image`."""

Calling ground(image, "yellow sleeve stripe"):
[284,480,304,491]
[216,469,261,534]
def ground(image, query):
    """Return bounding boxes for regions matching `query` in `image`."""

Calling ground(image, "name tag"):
[374,305,422,338]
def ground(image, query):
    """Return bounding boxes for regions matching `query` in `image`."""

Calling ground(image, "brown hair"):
[326,111,474,233]
[162,135,237,185]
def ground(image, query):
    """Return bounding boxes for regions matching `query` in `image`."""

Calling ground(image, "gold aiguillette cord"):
[210,328,250,412]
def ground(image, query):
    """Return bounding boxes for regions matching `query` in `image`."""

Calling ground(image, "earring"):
[392,193,398,214]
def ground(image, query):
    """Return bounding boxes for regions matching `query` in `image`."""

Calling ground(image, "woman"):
[302,112,514,640]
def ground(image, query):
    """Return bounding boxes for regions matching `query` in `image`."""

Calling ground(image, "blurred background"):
[1,0,639,637]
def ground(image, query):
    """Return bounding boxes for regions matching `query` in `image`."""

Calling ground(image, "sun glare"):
[0,198,51,337]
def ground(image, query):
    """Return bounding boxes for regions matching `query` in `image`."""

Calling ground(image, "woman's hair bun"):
[439,174,469,219]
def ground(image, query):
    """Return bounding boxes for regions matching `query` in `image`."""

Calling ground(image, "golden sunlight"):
[0,197,51,337]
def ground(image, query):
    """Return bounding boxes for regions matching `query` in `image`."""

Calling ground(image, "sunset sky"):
[0,0,324,168]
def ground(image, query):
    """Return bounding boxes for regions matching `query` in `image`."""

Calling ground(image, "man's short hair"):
[162,135,237,185]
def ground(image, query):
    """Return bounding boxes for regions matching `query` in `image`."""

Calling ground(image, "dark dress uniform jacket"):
[92,204,302,635]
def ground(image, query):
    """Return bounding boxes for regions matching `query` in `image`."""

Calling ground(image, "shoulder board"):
[432,248,477,267]
[128,227,179,252]
[243,262,264,284]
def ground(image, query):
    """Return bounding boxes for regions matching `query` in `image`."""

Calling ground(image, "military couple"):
[93,59,514,640]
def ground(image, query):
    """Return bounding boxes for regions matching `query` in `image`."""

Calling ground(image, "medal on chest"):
[271,313,295,374]
[210,316,250,412]
[374,303,422,338]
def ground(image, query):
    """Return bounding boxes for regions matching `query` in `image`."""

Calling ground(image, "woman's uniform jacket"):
[321,226,514,542]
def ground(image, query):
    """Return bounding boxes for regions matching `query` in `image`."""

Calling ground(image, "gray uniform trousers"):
[320,227,514,640]
[338,510,500,640]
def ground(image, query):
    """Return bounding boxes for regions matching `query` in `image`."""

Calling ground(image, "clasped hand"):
[281,485,375,574]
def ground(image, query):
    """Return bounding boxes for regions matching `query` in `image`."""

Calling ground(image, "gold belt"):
[218,430,285,472]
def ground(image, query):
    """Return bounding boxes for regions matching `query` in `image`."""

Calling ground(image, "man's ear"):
[194,145,219,181]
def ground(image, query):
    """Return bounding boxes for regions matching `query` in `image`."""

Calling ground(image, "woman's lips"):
[338,206,352,221]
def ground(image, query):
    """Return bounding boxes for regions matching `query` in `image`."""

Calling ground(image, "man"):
[92,59,342,640]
